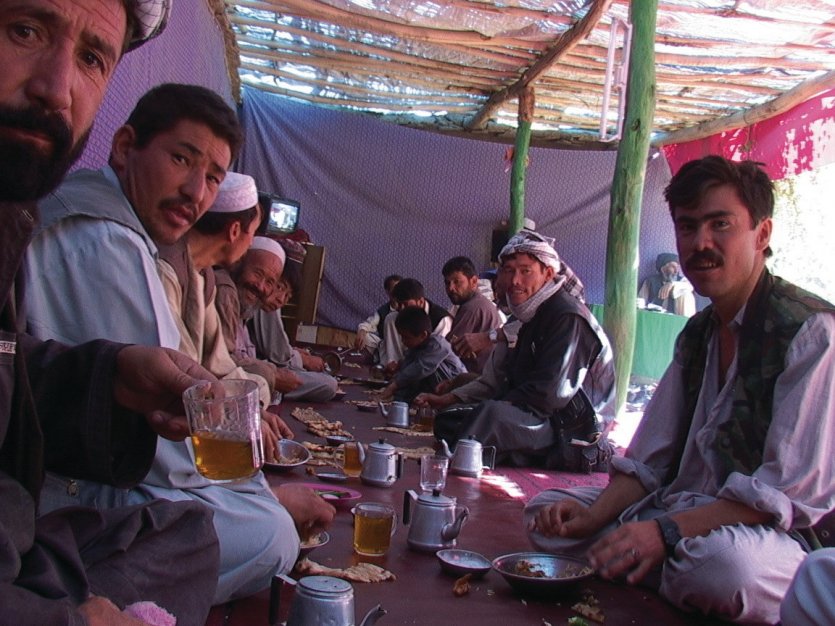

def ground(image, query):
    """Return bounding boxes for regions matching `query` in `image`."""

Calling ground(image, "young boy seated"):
[381,306,467,403]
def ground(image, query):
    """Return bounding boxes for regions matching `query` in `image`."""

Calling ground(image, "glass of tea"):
[353,502,397,556]
[342,440,364,478]
[183,379,263,482]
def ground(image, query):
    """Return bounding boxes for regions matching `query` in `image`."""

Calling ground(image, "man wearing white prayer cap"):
[157,170,269,401]
[249,240,341,402]
[24,87,334,604]
[417,229,616,471]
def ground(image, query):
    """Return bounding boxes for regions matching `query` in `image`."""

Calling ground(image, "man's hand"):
[529,499,600,539]
[276,484,336,540]
[587,520,666,585]
[274,368,303,393]
[383,360,399,377]
[378,382,396,401]
[114,346,216,441]
[78,597,147,626]
[260,409,294,462]
[298,350,325,372]
[413,392,457,409]
[354,329,368,350]
[451,332,492,359]
[658,283,675,300]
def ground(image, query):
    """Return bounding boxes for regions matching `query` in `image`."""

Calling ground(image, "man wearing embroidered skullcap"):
[416,229,615,470]
[526,157,835,624]
[24,85,334,607]
[638,252,696,316]
[0,1,237,624]
[249,239,341,402]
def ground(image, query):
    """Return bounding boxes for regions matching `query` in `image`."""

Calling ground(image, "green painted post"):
[509,87,534,234]
[603,0,658,416]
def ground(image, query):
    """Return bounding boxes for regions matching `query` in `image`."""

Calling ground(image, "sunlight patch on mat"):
[481,473,525,499]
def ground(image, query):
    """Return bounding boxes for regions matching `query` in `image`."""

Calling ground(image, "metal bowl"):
[324,434,354,446]
[436,549,492,578]
[268,439,311,471]
[298,530,330,559]
[491,552,594,596]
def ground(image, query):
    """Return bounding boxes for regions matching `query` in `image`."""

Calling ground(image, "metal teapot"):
[360,439,403,487]
[269,574,386,626]
[378,401,409,427]
[438,436,496,478]
[403,489,468,552]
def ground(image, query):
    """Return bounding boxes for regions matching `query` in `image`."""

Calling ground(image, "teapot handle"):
[482,446,497,470]
[395,453,404,479]
[268,573,296,625]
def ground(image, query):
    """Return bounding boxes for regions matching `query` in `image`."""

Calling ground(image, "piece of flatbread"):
[291,407,326,424]
[453,573,471,597]
[395,446,436,460]
[295,558,396,583]
[373,425,434,437]
[571,601,605,623]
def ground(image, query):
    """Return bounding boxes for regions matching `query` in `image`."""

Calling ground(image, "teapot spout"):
[437,438,452,459]
[377,401,389,417]
[359,604,387,626]
[441,508,469,542]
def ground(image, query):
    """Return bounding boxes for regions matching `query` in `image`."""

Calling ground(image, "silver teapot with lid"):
[402,489,468,552]
[360,439,403,487]
[269,574,386,626]
[439,436,496,478]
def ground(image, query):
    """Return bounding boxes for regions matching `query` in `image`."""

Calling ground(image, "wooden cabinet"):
[281,244,325,340]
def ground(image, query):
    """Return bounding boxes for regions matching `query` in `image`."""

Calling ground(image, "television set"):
[262,194,300,236]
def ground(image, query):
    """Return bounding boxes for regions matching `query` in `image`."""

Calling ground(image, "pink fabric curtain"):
[662,87,835,180]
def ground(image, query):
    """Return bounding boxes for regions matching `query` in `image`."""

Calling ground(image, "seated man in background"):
[249,241,339,402]
[355,274,402,361]
[24,85,334,604]
[638,252,696,316]
[379,306,466,403]
[157,171,290,455]
[378,277,453,369]
[526,157,835,624]
[216,235,303,399]
[416,230,615,470]
[2,2,221,623]
[442,256,501,373]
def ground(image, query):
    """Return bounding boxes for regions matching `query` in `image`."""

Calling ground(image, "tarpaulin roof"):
[218,0,835,150]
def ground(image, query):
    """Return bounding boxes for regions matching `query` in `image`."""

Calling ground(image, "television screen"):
[263,195,300,236]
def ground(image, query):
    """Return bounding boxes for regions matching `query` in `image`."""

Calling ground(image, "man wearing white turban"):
[417,230,615,470]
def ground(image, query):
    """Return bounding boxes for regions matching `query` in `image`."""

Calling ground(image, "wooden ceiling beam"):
[653,69,835,146]
[466,0,614,130]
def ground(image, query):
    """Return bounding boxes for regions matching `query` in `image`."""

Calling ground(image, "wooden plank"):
[603,0,658,415]
[467,0,613,130]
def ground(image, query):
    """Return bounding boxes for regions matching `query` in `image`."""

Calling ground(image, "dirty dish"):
[297,482,362,507]
[325,434,354,446]
[436,549,492,578]
[491,552,594,596]
[264,439,311,471]
[298,530,330,559]
[316,470,349,483]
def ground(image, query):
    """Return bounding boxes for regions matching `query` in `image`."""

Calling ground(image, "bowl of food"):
[266,439,311,471]
[298,531,330,559]
[436,549,492,579]
[491,552,594,596]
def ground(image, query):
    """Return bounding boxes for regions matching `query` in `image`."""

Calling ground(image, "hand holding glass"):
[183,379,263,482]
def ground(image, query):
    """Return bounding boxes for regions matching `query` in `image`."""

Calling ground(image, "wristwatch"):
[487,329,498,343]
[655,515,682,557]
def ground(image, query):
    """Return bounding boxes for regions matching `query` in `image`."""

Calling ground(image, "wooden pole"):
[603,0,657,416]
[509,87,535,234]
